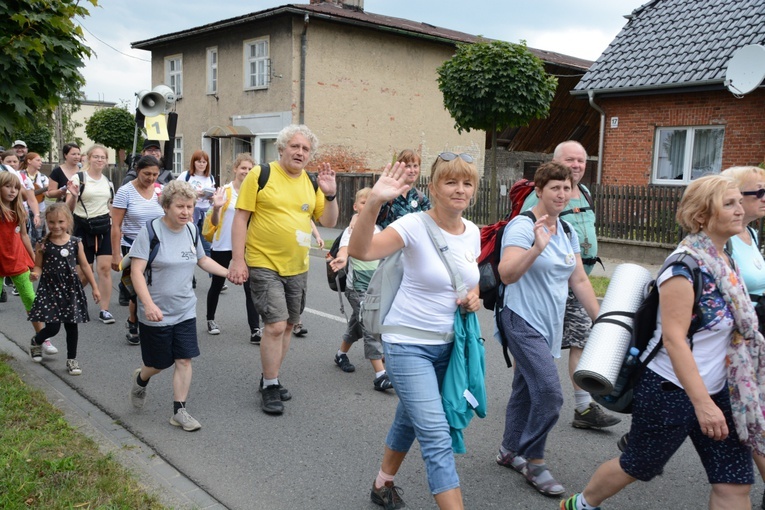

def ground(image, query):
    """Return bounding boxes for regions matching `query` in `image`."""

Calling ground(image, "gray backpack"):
[360,212,466,341]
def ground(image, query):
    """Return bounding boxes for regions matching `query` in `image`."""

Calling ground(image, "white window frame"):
[243,37,270,90]
[206,47,218,95]
[165,54,183,97]
[173,137,183,176]
[651,126,725,185]
[254,134,278,165]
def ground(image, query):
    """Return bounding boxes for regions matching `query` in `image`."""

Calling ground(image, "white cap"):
[12,140,26,148]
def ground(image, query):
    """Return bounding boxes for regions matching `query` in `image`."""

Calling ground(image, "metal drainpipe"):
[588,89,605,184]
[299,13,309,124]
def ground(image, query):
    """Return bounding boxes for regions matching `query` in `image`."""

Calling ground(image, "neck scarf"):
[679,231,765,454]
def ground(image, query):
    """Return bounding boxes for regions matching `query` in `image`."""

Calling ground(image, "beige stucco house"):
[50,100,118,165]
[131,0,593,184]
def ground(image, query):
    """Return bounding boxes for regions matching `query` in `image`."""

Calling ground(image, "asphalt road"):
[0,251,757,509]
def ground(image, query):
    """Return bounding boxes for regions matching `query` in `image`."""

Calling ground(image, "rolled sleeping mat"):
[573,263,653,395]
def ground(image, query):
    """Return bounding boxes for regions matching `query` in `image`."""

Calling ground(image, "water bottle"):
[610,347,640,396]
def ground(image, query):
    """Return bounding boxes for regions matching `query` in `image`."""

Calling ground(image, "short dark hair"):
[62,142,80,156]
[533,161,573,191]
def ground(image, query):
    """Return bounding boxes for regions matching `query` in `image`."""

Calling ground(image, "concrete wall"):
[598,89,765,185]
[50,101,118,165]
[298,18,485,174]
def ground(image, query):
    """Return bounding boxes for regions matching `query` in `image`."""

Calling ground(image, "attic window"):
[652,126,724,185]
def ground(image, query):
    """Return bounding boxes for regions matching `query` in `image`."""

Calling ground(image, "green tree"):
[85,106,137,168]
[0,0,98,138]
[12,123,53,159]
[437,40,558,220]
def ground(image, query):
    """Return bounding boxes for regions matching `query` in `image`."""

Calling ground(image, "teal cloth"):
[441,309,487,454]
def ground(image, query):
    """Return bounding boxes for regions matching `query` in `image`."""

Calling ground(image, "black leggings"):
[207,249,260,331]
[35,323,78,359]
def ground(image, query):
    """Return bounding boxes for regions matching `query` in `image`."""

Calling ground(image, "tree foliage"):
[85,107,137,156]
[0,0,98,138]
[437,40,558,219]
[437,40,558,134]
[12,123,53,158]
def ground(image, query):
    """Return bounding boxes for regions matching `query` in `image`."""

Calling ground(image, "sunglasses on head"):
[438,152,474,163]
[742,189,765,199]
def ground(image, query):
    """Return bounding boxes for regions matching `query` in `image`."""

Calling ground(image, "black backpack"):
[592,252,704,414]
[326,229,347,292]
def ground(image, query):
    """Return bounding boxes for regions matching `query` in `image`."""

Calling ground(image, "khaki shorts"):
[248,267,307,324]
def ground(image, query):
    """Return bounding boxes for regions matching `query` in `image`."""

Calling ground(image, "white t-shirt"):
[383,213,480,345]
[210,183,237,252]
[644,252,733,394]
[178,171,215,211]
[25,171,49,213]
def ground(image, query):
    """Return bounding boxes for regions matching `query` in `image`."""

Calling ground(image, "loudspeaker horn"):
[152,84,176,107]
[137,89,165,117]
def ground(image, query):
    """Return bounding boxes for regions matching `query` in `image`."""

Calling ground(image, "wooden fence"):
[110,171,762,250]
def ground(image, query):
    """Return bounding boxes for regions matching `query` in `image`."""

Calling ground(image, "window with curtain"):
[652,126,724,184]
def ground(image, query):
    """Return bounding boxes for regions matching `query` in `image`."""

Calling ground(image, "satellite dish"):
[725,44,765,95]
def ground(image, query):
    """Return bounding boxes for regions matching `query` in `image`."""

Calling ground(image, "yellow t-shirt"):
[236,162,325,276]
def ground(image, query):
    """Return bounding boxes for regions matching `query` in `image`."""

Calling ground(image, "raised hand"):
[532,214,554,252]
[211,187,227,208]
[372,162,411,202]
[316,162,337,196]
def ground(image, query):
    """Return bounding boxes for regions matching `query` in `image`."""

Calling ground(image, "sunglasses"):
[742,189,765,199]
[438,152,474,163]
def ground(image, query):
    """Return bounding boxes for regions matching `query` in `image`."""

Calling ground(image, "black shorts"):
[138,318,200,370]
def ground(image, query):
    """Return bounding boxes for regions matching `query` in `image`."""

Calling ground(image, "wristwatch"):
[325,194,336,202]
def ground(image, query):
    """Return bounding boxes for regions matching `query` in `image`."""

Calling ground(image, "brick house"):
[131,0,595,183]
[572,0,765,186]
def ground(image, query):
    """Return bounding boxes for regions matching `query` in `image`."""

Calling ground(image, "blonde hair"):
[44,202,74,234]
[81,144,108,173]
[720,166,765,188]
[676,175,738,233]
[0,171,26,224]
[430,157,479,191]
[355,187,372,203]
[159,180,197,209]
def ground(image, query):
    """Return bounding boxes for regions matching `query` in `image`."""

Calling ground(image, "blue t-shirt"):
[500,214,580,357]
[729,229,765,297]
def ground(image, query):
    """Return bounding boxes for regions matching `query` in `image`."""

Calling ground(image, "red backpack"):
[477,179,537,311]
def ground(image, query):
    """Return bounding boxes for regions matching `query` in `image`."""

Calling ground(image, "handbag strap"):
[419,212,467,300]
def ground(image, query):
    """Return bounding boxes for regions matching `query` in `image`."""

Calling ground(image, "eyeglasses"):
[438,152,474,163]
[742,189,765,199]
[90,155,107,160]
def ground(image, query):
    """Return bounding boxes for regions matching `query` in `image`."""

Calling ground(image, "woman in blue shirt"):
[495,161,600,497]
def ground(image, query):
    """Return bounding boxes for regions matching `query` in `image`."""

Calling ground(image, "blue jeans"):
[383,341,459,495]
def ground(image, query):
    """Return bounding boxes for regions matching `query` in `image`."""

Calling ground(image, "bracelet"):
[325,194,336,202]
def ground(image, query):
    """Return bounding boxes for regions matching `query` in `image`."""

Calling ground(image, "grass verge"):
[0,354,167,509]
[589,275,610,298]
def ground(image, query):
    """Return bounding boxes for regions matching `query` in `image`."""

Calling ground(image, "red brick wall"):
[598,89,765,185]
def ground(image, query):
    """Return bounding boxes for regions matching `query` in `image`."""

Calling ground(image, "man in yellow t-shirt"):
[228,124,338,415]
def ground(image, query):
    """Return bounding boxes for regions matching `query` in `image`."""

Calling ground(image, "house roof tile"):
[573,0,765,95]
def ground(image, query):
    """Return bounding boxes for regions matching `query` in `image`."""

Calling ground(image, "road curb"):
[0,333,227,510]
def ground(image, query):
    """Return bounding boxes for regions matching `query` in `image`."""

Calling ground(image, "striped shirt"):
[112,182,164,247]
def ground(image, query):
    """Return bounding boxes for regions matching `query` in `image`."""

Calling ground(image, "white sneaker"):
[170,407,201,431]
[66,359,82,376]
[42,340,58,355]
